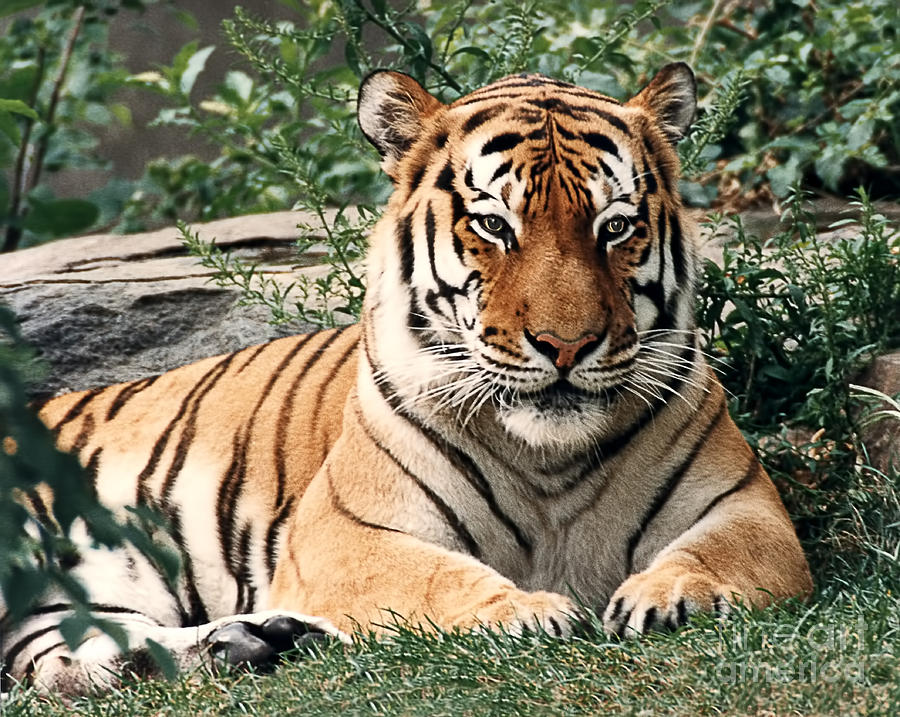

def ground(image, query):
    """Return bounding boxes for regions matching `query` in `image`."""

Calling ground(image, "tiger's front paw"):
[603,567,740,637]
[206,610,349,669]
[471,589,579,637]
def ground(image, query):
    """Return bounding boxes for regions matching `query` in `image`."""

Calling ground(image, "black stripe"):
[235,524,254,612]
[24,489,53,530]
[582,133,620,158]
[265,497,295,580]
[356,407,482,558]
[84,447,102,496]
[566,106,629,134]
[558,174,574,204]
[657,205,668,264]
[106,377,153,421]
[48,388,101,434]
[409,164,426,192]
[489,159,513,185]
[20,603,162,622]
[435,161,454,192]
[306,333,359,463]
[690,460,759,527]
[451,191,466,225]
[3,625,58,678]
[462,105,504,133]
[272,329,350,508]
[135,354,236,505]
[220,334,318,570]
[669,212,687,284]
[159,353,241,503]
[562,156,583,181]
[398,212,415,284]
[22,641,67,683]
[625,400,728,573]
[69,413,95,456]
[161,506,207,625]
[644,166,658,194]
[425,203,441,286]
[218,432,248,581]
[365,343,532,555]
[236,341,275,374]
[481,132,524,155]
[326,467,406,535]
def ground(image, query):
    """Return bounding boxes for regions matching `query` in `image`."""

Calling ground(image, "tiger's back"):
[32,326,358,621]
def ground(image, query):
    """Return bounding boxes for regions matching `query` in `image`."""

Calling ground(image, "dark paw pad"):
[208,623,276,668]
[258,615,330,654]
[208,617,331,669]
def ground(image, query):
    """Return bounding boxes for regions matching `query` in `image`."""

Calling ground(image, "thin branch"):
[353,0,463,92]
[3,48,45,253]
[690,0,725,66]
[26,5,86,197]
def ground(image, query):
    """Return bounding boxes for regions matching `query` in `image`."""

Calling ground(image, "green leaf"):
[144,638,179,680]
[0,0,44,18]
[0,111,21,146]
[24,198,100,237]
[0,99,39,121]
[59,613,92,650]
[180,45,216,97]
[344,42,361,78]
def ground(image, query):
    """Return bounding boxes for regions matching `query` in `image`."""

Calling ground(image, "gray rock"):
[855,352,900,473]
[0,212,322,399]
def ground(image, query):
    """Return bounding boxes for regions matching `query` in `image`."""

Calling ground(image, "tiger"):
[1,62,812,695]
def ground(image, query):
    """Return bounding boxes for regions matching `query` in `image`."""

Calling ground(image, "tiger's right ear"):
[358,71,444,179]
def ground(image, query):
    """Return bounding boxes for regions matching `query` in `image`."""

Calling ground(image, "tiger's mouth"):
[515,379,613,412]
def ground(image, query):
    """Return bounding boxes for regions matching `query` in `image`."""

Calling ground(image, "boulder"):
[854,352,900,473]
[0,212,323,399]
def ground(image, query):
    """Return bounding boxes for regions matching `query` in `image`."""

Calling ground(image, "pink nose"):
[533,332,599,369]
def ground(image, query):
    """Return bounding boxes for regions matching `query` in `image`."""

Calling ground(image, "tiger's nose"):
[525,330,601,369]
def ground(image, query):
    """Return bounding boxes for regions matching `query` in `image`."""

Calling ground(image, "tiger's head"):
[358,65,700,451]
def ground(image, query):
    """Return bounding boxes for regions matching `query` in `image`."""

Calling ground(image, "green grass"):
[3,590,898,715]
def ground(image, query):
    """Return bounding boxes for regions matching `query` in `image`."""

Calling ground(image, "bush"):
[0,0,170,252]
[698,188,900,433]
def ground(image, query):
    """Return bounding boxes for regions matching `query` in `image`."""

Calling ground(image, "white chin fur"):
[498,403,610,451]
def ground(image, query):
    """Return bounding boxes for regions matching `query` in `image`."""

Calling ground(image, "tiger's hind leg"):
[2,608,347,695]
[1,518,348,695]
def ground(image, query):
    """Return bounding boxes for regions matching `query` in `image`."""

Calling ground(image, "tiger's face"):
[359,66,699,450]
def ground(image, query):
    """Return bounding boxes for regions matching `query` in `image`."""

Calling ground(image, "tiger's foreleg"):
[269,486,575,636]
[267,415,577,637]
[603,458,813,636]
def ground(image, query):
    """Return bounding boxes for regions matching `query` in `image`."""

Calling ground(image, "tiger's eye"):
[606,217,627,234]
[482,215,506,234]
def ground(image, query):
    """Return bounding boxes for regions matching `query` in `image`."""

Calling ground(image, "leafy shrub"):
[4,1,897,253]
[698,188,900,433]
[0,0,170,251]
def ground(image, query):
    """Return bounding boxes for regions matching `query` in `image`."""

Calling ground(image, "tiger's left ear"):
[627,63,697,143]
[358,70,444,179]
